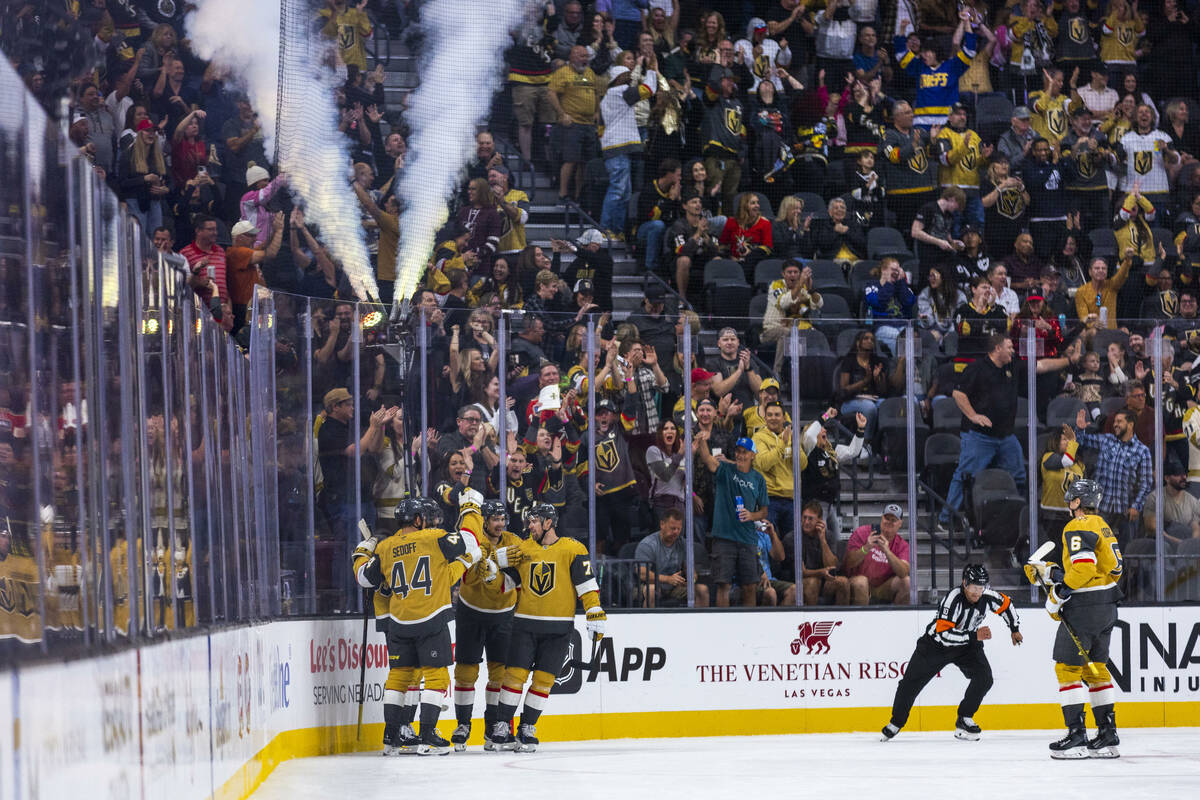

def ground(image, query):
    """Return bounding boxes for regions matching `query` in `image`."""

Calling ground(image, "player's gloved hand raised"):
[1045,583,1071,620]
[480,556,500,583]
[586,607,607,642]
[1024,560,1063,586]
[496,544,526,568]
[355,535,379,555]
[458,487,484,514]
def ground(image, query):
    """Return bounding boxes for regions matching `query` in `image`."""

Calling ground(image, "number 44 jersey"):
[355,527,475,636]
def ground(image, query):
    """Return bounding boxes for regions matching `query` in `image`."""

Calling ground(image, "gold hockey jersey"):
[459,529,522,614]
[510,536,600,633]
[353,527,475,635]
[1061,513,1123,606]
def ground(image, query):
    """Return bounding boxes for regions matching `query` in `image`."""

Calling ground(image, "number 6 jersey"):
[1060,513,1124,607]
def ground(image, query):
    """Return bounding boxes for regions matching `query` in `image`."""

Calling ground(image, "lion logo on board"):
[790,620,842,654]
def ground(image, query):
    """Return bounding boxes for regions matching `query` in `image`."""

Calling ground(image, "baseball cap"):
[950,101,967,114]
[1026,293,1044,302]
[1013,106,1032,120]
[760,377,780,392]
[734,436,756,454]
[1040,265,1060,279]
[1070,104,1092,117]
[596,398,618,414]
[644,282,666,301]
[573,278,594,295]
[135,118,155,132]
[708,65,734,87]
[245,165,270,185]
[1165,456,1186,476]
[883,503,904,520]
[577,228,607,247]
[231,220,259,239]
[691,367,717,383]
[323,387,351,409]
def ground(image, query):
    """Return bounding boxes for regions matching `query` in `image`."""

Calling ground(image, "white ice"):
[251,728,1200,799]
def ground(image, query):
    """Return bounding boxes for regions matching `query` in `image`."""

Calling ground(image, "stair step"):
[382,71,420,89]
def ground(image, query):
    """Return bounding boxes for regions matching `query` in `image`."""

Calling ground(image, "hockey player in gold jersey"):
[1026,478,1123,759]
[492,503,606,752]
[451,499,526,751]
[352,493,484,755]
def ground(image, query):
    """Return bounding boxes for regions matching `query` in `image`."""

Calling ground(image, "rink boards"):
[2,606,1199,800]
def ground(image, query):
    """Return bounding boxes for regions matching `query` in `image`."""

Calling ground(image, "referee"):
[881,565,1022,742]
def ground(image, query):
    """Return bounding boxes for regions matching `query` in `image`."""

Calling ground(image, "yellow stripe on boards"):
[213,701,1200,800]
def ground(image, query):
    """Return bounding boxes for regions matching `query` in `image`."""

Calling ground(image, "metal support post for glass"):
[268,299,283,616]
[1153,333,1165,601]
[159,251,181,629]
[351,304,363,614]
[180,297,202,620]
[790,328,803,605]
[304,298,316,613]
[420,308,430,495]
[904,325,919,606]
[587,320,597,561]
[1025,327,1040,602]
[23,95,49,652]
[225,341,246,620]
[116,216,142,639]
[497,312,507,504]
[199,319,222,622]
[682,324,694,608]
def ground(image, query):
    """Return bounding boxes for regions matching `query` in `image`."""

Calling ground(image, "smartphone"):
[197,166,207,175]
[711,447,722,458]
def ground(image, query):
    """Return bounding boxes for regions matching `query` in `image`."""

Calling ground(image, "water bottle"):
[735,495,745,519]
[1058,313,1067,332]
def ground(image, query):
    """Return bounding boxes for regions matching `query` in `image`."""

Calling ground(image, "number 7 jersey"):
[1061,513,1124,606]
[510,536,600,634]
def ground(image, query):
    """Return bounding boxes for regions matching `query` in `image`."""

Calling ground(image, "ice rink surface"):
[252,728,1200,799]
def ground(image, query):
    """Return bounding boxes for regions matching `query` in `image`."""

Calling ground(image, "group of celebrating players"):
[351,490,605,755]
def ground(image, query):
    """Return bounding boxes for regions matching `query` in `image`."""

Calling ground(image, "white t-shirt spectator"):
[1119,129,1174,194]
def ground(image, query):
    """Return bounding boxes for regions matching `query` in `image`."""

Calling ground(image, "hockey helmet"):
[961,563,990,588]
[1064,479,1102,511]
[482,499,509,526]
[417,497,443,527]
[394,497,422,527]
[526,502,559,529]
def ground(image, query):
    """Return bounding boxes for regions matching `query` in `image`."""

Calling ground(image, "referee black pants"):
[889,636,994,727]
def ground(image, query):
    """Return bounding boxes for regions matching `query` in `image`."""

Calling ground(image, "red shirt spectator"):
[180,214,227,305]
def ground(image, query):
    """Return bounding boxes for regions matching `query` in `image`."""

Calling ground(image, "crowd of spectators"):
[6,0,1200,611]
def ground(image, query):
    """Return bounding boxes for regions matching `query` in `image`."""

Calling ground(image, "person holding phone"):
[843,504,911,605]
[793,501,849,604]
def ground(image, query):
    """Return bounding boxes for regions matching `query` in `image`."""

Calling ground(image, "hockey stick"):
[356,519,374,741]
[564,636,602,671]
[1025,541,1101,677]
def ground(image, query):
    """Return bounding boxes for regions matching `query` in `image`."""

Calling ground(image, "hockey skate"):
[381,725,401,756]
[451,723,471,753]
[418,727,451,756]
[385,724,418,755]
[954,716,982,741]
[1087,726,1120,758]
[490,721,517,751]
[880,723,900,742]
[515,723,539,753]
[1049,726,1090,759]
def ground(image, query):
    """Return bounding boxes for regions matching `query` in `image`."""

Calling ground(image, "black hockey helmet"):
[417,497,443,527]
[526,502,558,529]
[962,563,990,588]
[1064,478,1102,511]
[394,497,422,527]
[482,499,508,526]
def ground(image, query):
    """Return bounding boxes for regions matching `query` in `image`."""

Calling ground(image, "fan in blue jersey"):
[895,9,977,128]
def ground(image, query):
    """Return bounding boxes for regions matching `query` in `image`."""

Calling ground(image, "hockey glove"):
[1045,583,1071,621]
[458,487,484,515]
[496,544,527,568]
[356,536,379,555]
[586,607,607,642]
[480,556,500,583]
[1023,561,1063,587]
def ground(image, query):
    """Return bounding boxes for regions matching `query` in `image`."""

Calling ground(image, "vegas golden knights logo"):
[907,147,927,173]
[1162,292,1179,317]
[998,188,1024,220]
[1048,108,1067,139]
[596,440,619,472]
[528,561,556,596]
[338,24,358,52]
[753,54,771,78]
[1117,26,1133,47]
[1069,17,1087,43]
[1077,150,1095,179]
[961,147,977,171]
[1133,150,1152,175]
[725,107,742,134]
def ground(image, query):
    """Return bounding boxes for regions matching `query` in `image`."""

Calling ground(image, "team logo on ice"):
[790,620,842,655]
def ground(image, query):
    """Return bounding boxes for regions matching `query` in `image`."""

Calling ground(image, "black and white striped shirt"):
[924,587,1020,647]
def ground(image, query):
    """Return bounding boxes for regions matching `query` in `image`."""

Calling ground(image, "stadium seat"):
[1099,396,1125,420]
[816,293,852,327]
[703,258,748,287]
[923,432,960,501]
[1046,396,1085,429]
[1169,538,1200,602]
[878,397,928,473]
[867,226,912,260]
[931,396,962,431]
[814,283,856,309]
[1092,328,1130,357]
[793,191,827,219]
[753,258,784,291]
[970,468,1027,549]
[1152,227,1177,260]
[807,259,848,286]
[835,326,869,356]
[1121,538,1160,602]
[974,94,1014,143]
[747,292,770,349]
[1089,228,1117,258]
[849,260,879,300]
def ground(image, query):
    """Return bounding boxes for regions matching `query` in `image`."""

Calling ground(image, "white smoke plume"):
[392,0,539,305]
[187,0,377,300]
